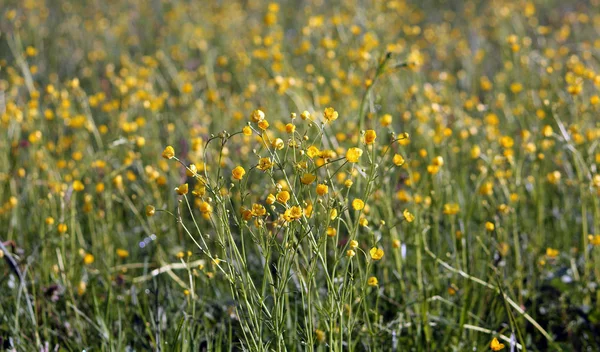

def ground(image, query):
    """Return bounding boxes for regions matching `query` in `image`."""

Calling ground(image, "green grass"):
[2,0,600,350]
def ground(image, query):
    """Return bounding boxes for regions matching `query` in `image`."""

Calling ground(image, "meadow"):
[1,0,600,350]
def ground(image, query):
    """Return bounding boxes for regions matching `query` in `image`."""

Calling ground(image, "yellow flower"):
[547,171,561,185]
[198,201,213,214]
[162,146,175,159]
[485,222,495,231]
[276,191,290,204]
[359,217,368,227]
[329,208,338,220]
[346,249,356,257]
[364,130,377,144]
[471,146,481,159]
[57,223,68,234]
[285,123,295,133]
[346,147,363,163]
[83,253,94,265]
[266,193,276,205]
[323,107,338,123]
[443,203,460,215]
[251,203,267,217]
[73,180,85,192]
[490,337,505,351]
[232,166,246,180]
[250,109,265,122]
[116,248,129,258]
[272,138,284,150]
[479,182,494,196]
[349,240,358,249]
[352,198,365,211]
[380,114,392,127]
[315,329,326,343]
[301,110,311,120]
[283,205,303,222]
[367,276,378,286]
[45,217,55,225]
[186,164,198,177]
[242,126,252,136]
[257,157,273,171]
[306,146,320,158]
[146,205,156,216]
[546,247,559,258]
[392,154,405,166]
[176,183,189,195]
[326,227,336,237]
[370,247,384,260]
[316,184,328,196]
[77,281,87,296]
[258,119,270,130]
[589,234,600,246]
[403,209,415,222]
[301,173,316,185]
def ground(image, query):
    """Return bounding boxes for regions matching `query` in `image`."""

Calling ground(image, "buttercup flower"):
[346,148,363,163]
[364,130,377,144]
[352,198,365,211]
[367,276,378,286]
[370,247,384,260]
[232,166,246,180]
[323,107,338,122]
[162,146,175,159]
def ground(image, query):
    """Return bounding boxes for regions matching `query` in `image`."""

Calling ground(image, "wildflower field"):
[2,0,600,350]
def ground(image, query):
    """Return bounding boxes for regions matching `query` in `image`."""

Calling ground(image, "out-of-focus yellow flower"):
[232,166,246,180]
[116,249,129,258]
[370,247,384,260]
[258,119,270,130]
[352,198,365,210]
[301,173,316,185]
[323,107,338,123]
[349,240,358,249]
[364,130,377,144]
[546,248,559,258]
[146,205,156,216]
[367,276,379,286]
[57,223,68,234]
[326,227,336,237]
[176,183,189,195]
[186,164,198,177]
[547,171,561,184]
[403,209,415,222]
[443,203,460,215]
[162,146,175,159]
[83,253,94,265]
[490,337,505,351]
[485,222,495,231]
[250,109,265,122]
[243,126,252,136]
[393,154,405,166]
[73,180,85,192]
[315,329,325,343]
[316,184,328,196]
[346,147,363,163]
[346,249,356,257]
